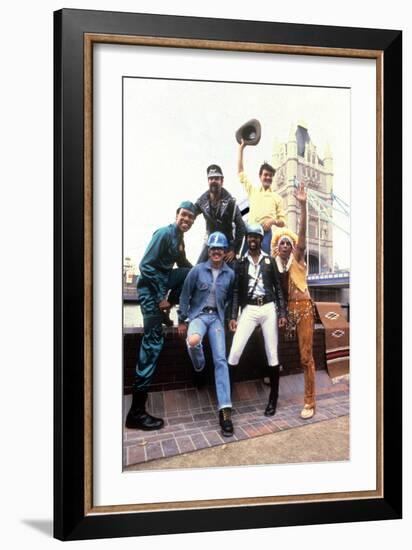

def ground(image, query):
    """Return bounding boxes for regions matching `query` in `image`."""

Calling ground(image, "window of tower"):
[309,221,318,238]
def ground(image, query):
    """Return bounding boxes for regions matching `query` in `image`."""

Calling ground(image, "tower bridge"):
[239,121,350,309]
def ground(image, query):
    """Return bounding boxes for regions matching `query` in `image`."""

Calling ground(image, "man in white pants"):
[228,224,287,416]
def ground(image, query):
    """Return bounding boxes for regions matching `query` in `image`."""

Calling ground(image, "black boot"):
[264,366,280,417]
[219,407,234,437]
[193,368,207,389]
[125,391,164,430]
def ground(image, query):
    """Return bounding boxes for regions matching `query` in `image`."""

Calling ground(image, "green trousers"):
[133,267,190,391]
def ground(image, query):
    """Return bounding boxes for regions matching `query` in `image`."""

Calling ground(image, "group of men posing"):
[126,141,317,438]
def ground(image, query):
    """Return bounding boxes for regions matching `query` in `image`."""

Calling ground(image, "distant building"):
[272,122,333,274]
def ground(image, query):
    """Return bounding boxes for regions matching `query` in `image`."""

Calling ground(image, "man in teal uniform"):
[125,201,196,431]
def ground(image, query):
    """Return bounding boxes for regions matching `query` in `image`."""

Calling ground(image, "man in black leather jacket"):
[194,164,245,266]
[228,223,287,416]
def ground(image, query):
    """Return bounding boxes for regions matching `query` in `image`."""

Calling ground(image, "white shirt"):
[246,252,267,297]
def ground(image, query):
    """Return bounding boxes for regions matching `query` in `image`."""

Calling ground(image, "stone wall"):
[123,325,326,394]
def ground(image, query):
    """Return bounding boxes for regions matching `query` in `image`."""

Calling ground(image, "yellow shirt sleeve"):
[238,171,253,196]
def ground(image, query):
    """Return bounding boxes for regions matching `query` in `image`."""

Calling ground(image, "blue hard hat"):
[207,231,229,249]
[246,223,264,238]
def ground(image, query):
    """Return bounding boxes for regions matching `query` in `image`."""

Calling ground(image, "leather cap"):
[206,164,224,178]
[235,118,261,145]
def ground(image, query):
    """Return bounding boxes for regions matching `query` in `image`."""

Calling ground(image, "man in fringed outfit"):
[271,182,317,419]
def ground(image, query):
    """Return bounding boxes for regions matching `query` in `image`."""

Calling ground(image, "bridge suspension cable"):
[293,177,350,236]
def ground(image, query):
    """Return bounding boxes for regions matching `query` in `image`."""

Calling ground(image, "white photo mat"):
[93,43,376,507]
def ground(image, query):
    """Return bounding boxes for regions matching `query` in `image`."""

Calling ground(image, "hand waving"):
[294,180,307,204]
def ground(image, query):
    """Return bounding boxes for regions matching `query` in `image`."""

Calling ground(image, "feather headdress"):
[271,227,298,256]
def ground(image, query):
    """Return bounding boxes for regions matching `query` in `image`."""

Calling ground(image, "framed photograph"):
[54,8,402,541]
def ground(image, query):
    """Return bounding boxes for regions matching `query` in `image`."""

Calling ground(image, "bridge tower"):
[272,121,334,273]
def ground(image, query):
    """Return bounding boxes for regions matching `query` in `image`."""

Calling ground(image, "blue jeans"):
[261,230,272,254]
[187,313,232,410]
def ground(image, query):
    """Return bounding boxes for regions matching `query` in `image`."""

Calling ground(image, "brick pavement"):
[123,370,349,467]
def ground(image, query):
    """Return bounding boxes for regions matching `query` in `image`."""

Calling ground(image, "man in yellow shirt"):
[238,139,285,254]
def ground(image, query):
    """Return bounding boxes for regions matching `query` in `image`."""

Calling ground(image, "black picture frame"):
[54,8,402,541]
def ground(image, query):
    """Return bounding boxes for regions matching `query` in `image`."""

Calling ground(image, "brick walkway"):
[123,371,349,467]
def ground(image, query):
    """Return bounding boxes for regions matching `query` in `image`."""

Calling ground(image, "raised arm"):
[294,181,308,263]
[237,140,253,196]
[237,139,246,174]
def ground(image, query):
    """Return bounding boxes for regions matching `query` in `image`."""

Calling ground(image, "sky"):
[123,77,350,270]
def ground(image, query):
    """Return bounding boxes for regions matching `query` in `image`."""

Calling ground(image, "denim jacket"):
[178,260,235,326]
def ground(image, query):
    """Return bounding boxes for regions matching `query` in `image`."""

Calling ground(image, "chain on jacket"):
[194,188,246,254]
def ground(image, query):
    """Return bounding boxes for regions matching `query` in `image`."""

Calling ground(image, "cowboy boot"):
[264,366,280,416]
[125,391,164,430]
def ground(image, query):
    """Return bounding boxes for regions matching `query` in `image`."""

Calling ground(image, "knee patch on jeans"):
[187,333,202,347]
